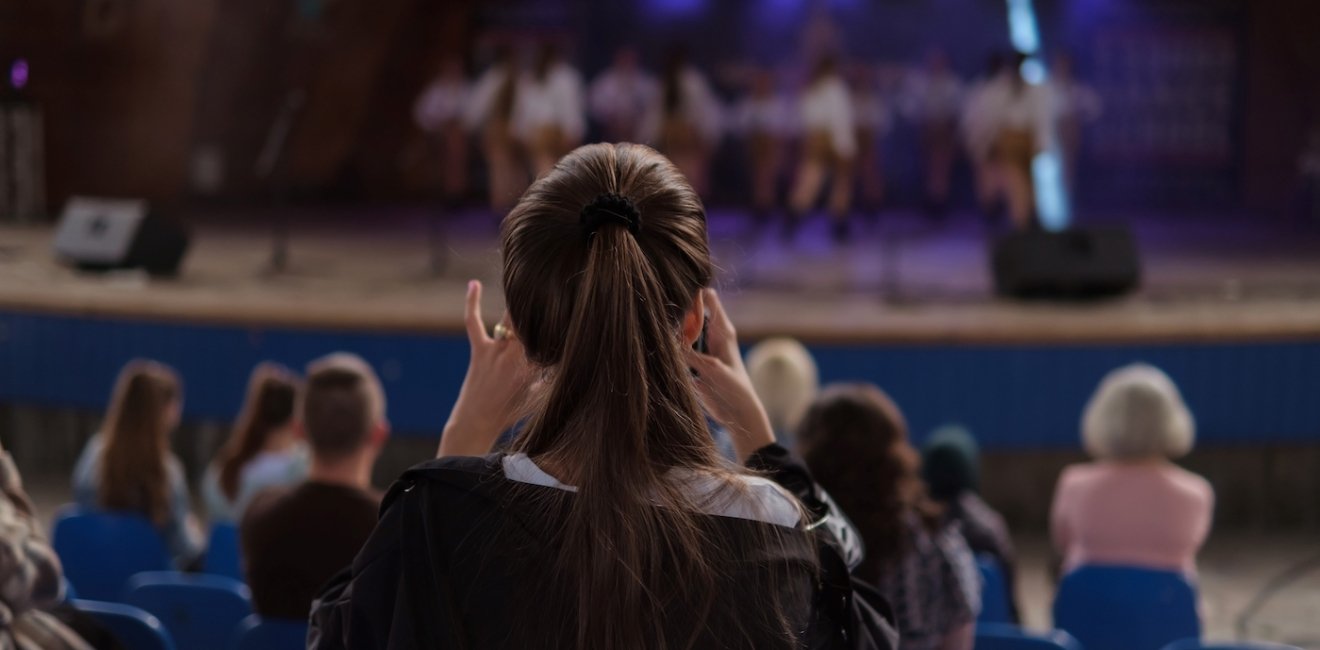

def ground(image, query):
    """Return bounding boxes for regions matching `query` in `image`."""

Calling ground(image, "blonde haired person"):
[745,337,819,445]
[0,438,92,650]
[72,360,203,568]
[1050,363,1214,575]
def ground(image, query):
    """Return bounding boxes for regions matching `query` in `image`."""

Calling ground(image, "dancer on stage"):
[900,49,965,217]
[464,46,523,211]
[513,44,586,179]
[788,54,856,243]
[962,52,1009,219]
[851,63,893,213]
[973,53,1054,230]
[412,56,469,207]
[1048,53,1102,196]
[588,47,658,143]
[733,66,792,223]
[640,48,723,197]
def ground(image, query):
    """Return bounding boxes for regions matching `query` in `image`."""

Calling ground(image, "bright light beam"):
[1007,0,1070,230]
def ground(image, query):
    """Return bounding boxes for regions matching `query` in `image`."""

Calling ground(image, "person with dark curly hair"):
[798,383,980,650]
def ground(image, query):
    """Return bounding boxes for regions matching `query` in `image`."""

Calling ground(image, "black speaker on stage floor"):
[53,197,190,276]
[991,227,1141,299]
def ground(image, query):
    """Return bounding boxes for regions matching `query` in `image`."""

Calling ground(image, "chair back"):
[74,599,176,650]
[232,614,310,650]
[205,522,244,581]
[1161,640,1304,650]
[1053,564,1200,650]
[52,506,172,601]
[976,623,1083,650]
[124,571,253,650]
[977,554,1013,623]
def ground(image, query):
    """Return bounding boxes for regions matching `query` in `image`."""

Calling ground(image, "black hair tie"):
[580,192,640,239]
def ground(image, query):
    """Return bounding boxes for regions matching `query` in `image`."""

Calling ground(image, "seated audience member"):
[922,424,1020,622]
[0,439,93,650]
[309,144,897,649]
[203,363,306,522]
[1051,363,1214,575]
[745,337,819,446]
[241,353,388,620]
[73,360,203,568]
[799,383,980,650]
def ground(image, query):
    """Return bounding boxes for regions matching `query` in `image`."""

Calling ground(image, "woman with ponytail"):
[72,360,203,568]
[311,143,895,650]
[202,363,304,522]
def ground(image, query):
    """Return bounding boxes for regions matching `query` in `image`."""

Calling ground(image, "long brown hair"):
[502,143,803,649]
[215,363,300,501]
[797,383,940,580]
[98,360,181,525]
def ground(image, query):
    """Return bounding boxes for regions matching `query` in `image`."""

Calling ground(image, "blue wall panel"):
[2,310,1317,449]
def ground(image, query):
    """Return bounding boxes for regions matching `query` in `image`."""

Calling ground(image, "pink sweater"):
[1050,461,1214,575]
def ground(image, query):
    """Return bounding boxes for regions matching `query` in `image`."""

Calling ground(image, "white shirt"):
[961,76,1002,160]
[638,67,724,147]
[799,76,857,158]
[413,78,468,132]
[501,453,801,528]
[512,63,586,144]
[733,94,795,137]
[589,67,660,137]
[900,71,966,123]
[973,77,1055,153]
[463,65,514,131]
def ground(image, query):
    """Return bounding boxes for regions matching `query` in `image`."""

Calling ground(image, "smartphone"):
[693,313,710,355]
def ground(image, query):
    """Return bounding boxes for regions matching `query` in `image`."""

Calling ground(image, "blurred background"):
[0,0,1318,645]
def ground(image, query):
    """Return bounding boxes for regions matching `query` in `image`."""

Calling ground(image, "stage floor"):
[2,206,1319,343]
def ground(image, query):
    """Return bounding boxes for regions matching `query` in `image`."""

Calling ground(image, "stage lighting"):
[9,59,28,90]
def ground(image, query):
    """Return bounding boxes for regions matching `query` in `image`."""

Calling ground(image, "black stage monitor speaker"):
[992,227,1141,299]
[53,197,189,276]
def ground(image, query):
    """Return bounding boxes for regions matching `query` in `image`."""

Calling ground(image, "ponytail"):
[501,143,802,648]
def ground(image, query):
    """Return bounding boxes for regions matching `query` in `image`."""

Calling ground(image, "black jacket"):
[309,445,896,649]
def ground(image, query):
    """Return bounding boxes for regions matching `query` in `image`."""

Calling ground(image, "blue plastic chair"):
[977,554,1013,623]
[124,571,253,650]
[52,506,172,601]
[205,522,244,581]
[1161,640,1304,650]
[976,624,1083,650]
[74,599,176,650]
[1054,565,1200,650]
[232,614,309,650]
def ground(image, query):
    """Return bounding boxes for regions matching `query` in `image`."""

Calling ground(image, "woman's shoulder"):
[1056,461,1111,488]
[714,472,802,528]
[1159,464,1214,502]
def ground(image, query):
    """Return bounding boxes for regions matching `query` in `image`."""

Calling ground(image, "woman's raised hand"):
[684,288,777,461]
[438,280,536,458]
